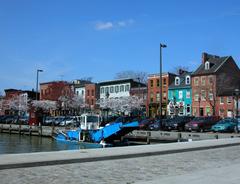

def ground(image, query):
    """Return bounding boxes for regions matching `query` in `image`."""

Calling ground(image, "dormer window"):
[175,77,180,85]
[185,76,191,85]
[205,61,210,70]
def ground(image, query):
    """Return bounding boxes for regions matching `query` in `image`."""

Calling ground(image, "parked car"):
[0,115,7,123]
[42,116,56,126]
[211,118,237,133]
[234,116,240,133]
[164,116,194,131]
[59,116,76,126]
[3,115,18,124]
[139,118,155,130]
[185,116,221,132]
[54,116,66,126]
[147,119,162,131]
[18,116,29,125]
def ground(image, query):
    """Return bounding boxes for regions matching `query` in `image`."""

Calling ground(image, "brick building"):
[191,52,240,117]
[85,83,99,109]
[1,89,38,115]
[147,73,176,117]
[40,81,73,101]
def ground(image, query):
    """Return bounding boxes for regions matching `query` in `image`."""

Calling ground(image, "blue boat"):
[53,114,140,146]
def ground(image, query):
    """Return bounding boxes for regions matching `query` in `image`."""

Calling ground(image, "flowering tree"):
[97,96,144,115]
[31,100,57,112]
[5,94,28,115]
[58,94,86,114]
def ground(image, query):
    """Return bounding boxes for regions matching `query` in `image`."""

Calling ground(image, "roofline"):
[148,72,176,78]
[214,56,230,73]
[40,81,70,85]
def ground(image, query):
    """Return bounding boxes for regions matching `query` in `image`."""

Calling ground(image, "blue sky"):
[0,0,240,93]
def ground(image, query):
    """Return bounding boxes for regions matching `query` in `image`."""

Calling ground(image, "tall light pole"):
[234,89,240,118]
[160,43,167,119]
[36,69,43,100]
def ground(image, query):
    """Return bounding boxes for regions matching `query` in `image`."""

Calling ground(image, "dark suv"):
[164,116,194,131]
[185,116,221,132]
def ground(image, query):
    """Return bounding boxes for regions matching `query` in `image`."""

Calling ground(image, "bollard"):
[178,132,182,142]
[146,131,150,144]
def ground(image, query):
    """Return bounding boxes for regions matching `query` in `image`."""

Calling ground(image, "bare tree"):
[115,70,148,84]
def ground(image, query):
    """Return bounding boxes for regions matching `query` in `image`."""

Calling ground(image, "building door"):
[200,108,204,116]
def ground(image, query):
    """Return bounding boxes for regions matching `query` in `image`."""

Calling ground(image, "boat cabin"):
[80,114,101,130]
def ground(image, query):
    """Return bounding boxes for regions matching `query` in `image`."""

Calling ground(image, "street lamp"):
[159,43,167,119]
[36,69,43,100]
[234,89,240,118]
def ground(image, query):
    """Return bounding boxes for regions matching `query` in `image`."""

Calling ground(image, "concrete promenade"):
[1,138,240,183]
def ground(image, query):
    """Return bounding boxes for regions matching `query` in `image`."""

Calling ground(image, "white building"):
[99,79,146,99]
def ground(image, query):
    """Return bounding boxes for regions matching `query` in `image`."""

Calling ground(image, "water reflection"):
[0,133,101,154]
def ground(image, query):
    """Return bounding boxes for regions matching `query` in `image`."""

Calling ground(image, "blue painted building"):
[167,70,192,116]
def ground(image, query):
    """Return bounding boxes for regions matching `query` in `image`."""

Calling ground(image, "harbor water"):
[0,133,101,154]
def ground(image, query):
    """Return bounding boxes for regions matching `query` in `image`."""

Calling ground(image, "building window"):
[76,91,79,95]
[186,76,190,85]
[194,93,199,102]
[150,80,153,88]
[175,77,180,85]
[163,78,167,86]
[100,87,104,94]
[227,97,232,104]
[186,104,191,114]
[110,86,114,93]
[201,90,206,101]
[194,77,199,86]
[208,76,213,84]
[105,87,109,94]
[163,92,167,98]
[220,97,224,104]
[150,93,154,103]
[201,77,206,86]
[208,92,213,101]
[206,107,211,115]
[179,91,183,99]
[186,91,190,99]
[120,85,124,92]
[87,90,90,96]
[125,84,130,92]
[193,108,197,116]
[205,61,210,70]
[156,93,160,102]
[157,79,160,87]
[82,90,84,95]
[91,99,94,105]
[115,86,119,93]
[92,90,94,96]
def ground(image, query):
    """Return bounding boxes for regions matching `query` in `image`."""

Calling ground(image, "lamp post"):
[234,89,240,118]
[159,43,167,119]
[36,69,43,100]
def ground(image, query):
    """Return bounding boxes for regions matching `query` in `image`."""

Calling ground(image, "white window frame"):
[186,76,191,85]
[175,77,180,86]
[205,61,210,70]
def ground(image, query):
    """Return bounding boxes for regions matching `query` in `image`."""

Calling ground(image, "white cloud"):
[95,22,113,30]
[95,19,134,31]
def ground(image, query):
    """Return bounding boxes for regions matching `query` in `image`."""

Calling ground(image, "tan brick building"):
[147,73,176,117]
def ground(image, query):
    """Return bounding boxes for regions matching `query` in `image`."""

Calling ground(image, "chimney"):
[178,69,186,75]
[202,52,208,64]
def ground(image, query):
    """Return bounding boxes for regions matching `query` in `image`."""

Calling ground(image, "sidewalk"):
[0,138,240,170]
